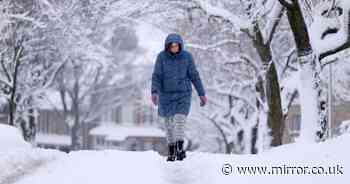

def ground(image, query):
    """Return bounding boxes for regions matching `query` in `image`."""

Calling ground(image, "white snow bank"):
[0,148,64,184]
[0,124,64,183]
[90,124,165,141]
[0,124,30,151]
[13,133,350,184]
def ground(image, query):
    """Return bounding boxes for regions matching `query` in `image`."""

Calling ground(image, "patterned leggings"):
[159,113,186,144]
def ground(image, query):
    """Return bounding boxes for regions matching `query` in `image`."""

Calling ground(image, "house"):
[0,92,72,152]
[88,88,167,155]
[89,123,166,153]
[35,90,72,152]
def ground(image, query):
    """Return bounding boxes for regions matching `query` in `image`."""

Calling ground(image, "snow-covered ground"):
[0,124,30,151]
[1,122,348,184]
[0,124,64,184]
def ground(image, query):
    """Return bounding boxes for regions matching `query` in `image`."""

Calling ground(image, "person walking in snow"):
[151,33,207,161]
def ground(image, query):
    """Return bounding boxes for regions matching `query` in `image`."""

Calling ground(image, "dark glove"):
[151,94,159,106]
[199,95,207,107]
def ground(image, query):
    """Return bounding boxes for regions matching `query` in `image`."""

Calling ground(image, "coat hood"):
[164,33,184,52]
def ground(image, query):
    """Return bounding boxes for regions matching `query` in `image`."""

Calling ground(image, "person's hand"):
[199,95,207,107]
[151,94,159,106]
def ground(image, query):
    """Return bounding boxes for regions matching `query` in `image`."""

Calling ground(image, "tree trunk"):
[286,1,322,142]
[21,97,37,143]
[8,46,22,126]
[8,100,15,126]
[252,24,285,148]
[27,107,36,143]
[266,63,284,146]
[71,74,81,150]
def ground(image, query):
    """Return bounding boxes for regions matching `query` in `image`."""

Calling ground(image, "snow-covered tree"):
[279,0,350,142]
[170,0,293,153]
[0,0,64,142]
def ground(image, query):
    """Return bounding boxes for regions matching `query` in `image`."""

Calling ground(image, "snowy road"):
[4,134,349,184]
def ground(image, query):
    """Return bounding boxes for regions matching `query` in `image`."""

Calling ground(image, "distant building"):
[35,90,72,152]
[88,88,167,155]
[0,92,72,152]
[89,123,166,153]
[33,85,165,154]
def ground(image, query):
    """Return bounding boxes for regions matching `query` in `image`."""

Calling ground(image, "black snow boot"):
[166,143,176,161]
[176,140,186,161]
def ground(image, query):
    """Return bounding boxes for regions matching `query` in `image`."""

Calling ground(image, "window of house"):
[38,111,44,133]
[113,106,122,124]
[45,111,49,134]
[135,107,142,125]
[289,115,301,134]
[102,109,113,122]
[112,141,120,147]
[96,136,105,145]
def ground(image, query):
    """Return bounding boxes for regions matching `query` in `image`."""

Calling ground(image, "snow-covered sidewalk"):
[0,148,63,184]
[7,134,349,184]
[0,124,65,184]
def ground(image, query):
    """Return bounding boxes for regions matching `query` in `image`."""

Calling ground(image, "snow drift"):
[0,124,30,151]
[0,124,64,184]
[7,133,349,184]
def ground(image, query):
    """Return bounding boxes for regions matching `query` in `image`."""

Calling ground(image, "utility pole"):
[328,63,333,138]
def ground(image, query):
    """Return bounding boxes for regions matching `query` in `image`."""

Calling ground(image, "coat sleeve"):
[151,54,162,94]
[187,53,206,96]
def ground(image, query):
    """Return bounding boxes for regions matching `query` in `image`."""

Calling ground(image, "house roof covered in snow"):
[35,133,71,146]
[89,124,165,141]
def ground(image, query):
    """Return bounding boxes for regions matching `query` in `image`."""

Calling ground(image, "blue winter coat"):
[151,33,206,117]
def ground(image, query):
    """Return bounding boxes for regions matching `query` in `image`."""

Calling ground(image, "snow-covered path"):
[6,134,350,184]
[0,149,63,184]
[12,151,217,184]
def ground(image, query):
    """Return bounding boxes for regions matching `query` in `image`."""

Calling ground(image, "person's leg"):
[163,116,176,144]
[173,113,187,160]
[173,113,186,142]
[161,116,176,161]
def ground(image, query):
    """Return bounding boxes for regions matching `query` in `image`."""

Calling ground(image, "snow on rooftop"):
[90,124,165,141]
[35,133,71,146]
